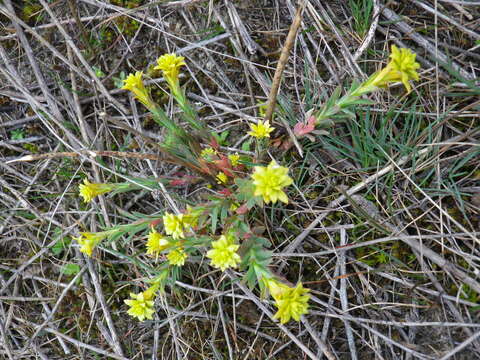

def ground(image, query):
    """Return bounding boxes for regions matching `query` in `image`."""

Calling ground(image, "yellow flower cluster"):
[79,179,115,203]
[200,147,216,160]
[228,153,240,167]
[216,172,228,185]
[74,230,115,257]
[145,227,187,266]
[124,286,157,321]
[163,212,185,240]
[144,208,201,266]
[122,71,153,108]
[154,53,186,93]
[263,278,310,324]
[251,161,293,204]
[248,120,274,139]
[146,228,170,256]
[167,248,187,266]
[354,45,420,95]
[206,234,241,271]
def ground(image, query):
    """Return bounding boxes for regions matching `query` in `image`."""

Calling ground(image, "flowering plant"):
[71,46,419,325]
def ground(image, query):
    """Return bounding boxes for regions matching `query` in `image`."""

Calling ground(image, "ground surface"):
[0,0,479,359]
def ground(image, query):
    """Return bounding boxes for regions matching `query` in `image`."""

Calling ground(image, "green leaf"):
[235,178,255,203]
[211,205,219,233]
[113,71,127,88]
[51,237,71,256]
[214,130,230,146]
[92,66,106,78]
[10,129,25,140]
[242,138,253,152]
[220,204,228,225]
[61,263,81,276]
[241,236,272,288]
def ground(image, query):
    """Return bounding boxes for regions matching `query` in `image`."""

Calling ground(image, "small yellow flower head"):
[146,228,170,255]
[272,282,310,324]
[124,291,155,321]
[122,71,152,107]
[122,71,143,91]
[368,46,420,93]
[201,147,216,160]
[206,234,241,271]
[248,120,275,139]
[216,172,228,185]
[74,231,110,257]
[228,153,240,167]
[251,160,293,204]
[263,278,310,323]
[163,212,185,240]
[155,53,186,87]
[387,45,420,92]
[353,46,420,96]
[167,248,187,266]
[79,179,115,203]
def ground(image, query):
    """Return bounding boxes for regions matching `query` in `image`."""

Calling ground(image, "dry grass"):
[0,0,479,359]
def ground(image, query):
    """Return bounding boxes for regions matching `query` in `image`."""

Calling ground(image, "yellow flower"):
[248,120,275,139]
[206,234,241,271]
[146,228,170,256]
[251,160,293,204]
[386,45,420,92]
[163,212,185,239]
[79,178,115,203]
[216,172,228,185]
[228,153,240,167]
[124,290,155,321]
[122,71,153,107]
[201,147,216,160]
[167,248,187,266]
[263,278,310,323]
[273,283,310,324]
[154,53,186,89]
[74,230,112,257]
[356,46,420,95]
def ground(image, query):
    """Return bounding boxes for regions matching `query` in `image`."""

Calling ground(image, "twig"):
[5,150,165,164]
[411,0,480,40]
[263,2,305,123]
[21,267,86,352]
[352,0,380,60]
[224,1,265,55]
[0,296,55,302]
[31,281,70,354]
[15,318,130,360]
[4,0,69,141]
[37,0,129,114]
[85,257,125,357]
[439,331,480,360]
[280,146,429,261]
[339,228,358,360]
